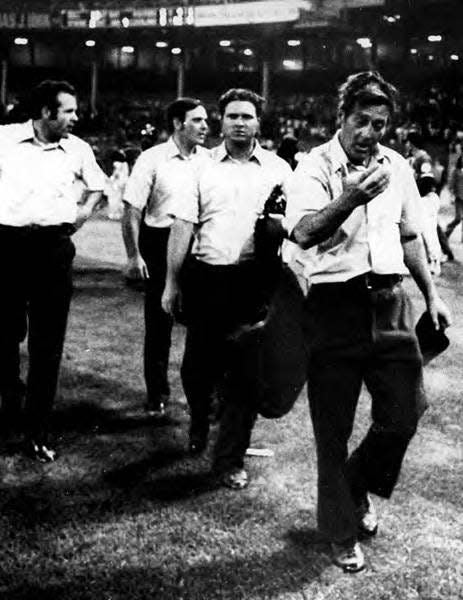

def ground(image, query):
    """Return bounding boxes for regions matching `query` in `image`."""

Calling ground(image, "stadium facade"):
[0,0,462,109]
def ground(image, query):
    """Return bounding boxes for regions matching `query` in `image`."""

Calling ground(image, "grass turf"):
[0,221,462,599]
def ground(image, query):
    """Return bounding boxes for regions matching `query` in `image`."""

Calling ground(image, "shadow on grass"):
[51,401,181,435]
[3,531,329,600]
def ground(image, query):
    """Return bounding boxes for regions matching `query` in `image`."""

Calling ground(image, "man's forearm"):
[166,218,194,284]
[82,190,103,212]
[121,202,142,260]
[403,235,437,303]
[292,190,364,249]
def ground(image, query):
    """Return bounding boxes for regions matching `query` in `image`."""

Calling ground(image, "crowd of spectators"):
[3,80,463,179]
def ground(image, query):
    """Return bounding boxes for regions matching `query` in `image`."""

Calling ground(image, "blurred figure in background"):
[446,153,463,243]
[417,174,442,276]
[276,135,299,170]
[105,149,129,220]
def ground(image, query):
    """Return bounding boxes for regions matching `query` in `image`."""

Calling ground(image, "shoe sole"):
[358,524,378,539]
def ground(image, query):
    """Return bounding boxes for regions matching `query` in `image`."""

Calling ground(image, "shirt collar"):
[330,130,387,172]
[166,135,200,160]
[19,120,69,152]
[216,140,264,165]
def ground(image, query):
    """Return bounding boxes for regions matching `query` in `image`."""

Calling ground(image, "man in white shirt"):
[286,71,451,573]
[0,79,105,461]
[122,98,209,417]
[162,88,292,488]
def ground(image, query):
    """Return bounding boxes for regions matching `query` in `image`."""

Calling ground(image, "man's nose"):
[360,123,375,138]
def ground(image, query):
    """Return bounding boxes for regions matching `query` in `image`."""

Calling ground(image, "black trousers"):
[138,222,173,406]
[303,275,426,542]
[0,225,75,442]
[181,258,267,471]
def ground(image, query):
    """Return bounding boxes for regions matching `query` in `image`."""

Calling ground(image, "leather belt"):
[0,223,75,235]
[312,272,403,293]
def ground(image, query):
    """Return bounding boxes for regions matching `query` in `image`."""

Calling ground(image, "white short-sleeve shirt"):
[0,120,105,226]
[170,141,293,265]
[123,137,210,228]
[285,132,422,284]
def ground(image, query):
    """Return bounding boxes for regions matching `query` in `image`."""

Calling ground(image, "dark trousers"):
[139,222,173,406]
[0,226,75,442]
[303,276,426,542]
[181,258,267,471]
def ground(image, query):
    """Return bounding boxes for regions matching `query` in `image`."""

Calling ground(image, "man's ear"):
[172,117,183,132]
[41,105,50,120]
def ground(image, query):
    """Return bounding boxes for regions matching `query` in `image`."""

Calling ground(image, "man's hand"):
[74,204,93,230]
[124,255,149,281]
[342,163,391,206]
[162,280,181,317]
[427,295,452,330]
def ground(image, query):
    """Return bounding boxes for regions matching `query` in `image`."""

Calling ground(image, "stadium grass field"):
[0,215,462,600]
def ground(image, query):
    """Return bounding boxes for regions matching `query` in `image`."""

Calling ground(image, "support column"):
[1,58,8,109]
[261,58,270,105]
[177,55,185,98]
[90,59,98,117]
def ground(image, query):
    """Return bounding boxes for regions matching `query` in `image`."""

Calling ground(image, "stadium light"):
[243,48,253,56]
[155,41,168,48]
[356,37,372,49]
[171,47,182,55]
[383,16,397,23]
[14,37,28,45]
[89,10,102,29]
[428,55,434,61]
[85,40,96,48]
[287,40,301,47]
[450,54,460,61]
[282,59,302,70]
[219,40,231,47]
[427,35,442,43]
[410,48,418,54]
[121,17,130,28]
[121,46,134,54]
[173,7,183,26]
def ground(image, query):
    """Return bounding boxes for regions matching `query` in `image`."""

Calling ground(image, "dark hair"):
[277,136,299,170]
[337,71,398,119]
[417,176,436,196]
[166,97,204,133]
[109,149,126,163]
[407,131,423,149]
[218,88,264,117]
[29,79,76,120]
[456,154,463,170]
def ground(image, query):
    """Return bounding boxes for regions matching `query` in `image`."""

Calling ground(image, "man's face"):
[339,102,390,164]
[45,92,78,140]
[180,105,209,147]
[221,100,259,145]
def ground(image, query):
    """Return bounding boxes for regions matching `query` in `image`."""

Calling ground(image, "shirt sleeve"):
[399,158,423,236]
[80,144,106,192]
[123,152,155,211]
[285,152,331,235]
[167,174,200,224]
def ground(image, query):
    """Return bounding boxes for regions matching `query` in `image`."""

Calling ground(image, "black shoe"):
[356,493,378,538]
[23,439,56,463]
[189,422,209,455]
[330,538,365,573]
[189,432,208,454]
[144,394,169,418]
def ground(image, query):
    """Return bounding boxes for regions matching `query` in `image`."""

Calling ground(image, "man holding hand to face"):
[286,71,451,573]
